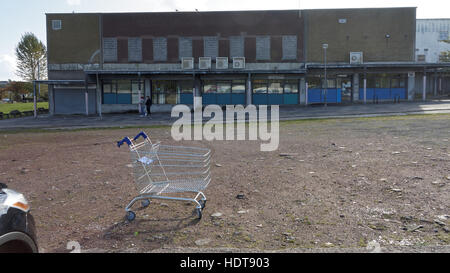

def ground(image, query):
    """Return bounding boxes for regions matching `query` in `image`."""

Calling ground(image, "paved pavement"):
[1,100,449,131]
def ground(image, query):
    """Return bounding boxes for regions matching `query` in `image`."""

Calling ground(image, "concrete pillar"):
[423,73,427,101]
[96,76,102,118]
[48,84,55,116]
[246,74,252,105]
[407,72,415,101]
[352,73,359,102]
[193,76,202,111]
[145,79,151,98]
[299,77,306,105]
[434,71,438,96]
[305,82,309,105]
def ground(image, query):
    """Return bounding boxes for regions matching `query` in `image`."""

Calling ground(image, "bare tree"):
[15,32,47,81]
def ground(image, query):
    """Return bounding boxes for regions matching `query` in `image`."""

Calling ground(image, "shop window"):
[253,80,268,94]
[268,81,283,94]
[217,81,232,93]
[307,77,321,89]
[324,79,336,89]
[391,79,400,88]
[103,80,142,105]
[203,80,217,93]
[232,80,246,93]
[284,80,299,93]
[131,81,144,105]
[179,81,194,93]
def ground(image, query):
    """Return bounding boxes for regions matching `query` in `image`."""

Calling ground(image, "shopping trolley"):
[117,131,212,221]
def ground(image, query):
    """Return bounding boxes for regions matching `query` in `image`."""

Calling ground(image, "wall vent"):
[216,57,228,69]
[233,57,246,69]
[349,52,363,64]
[199,57,211,69]
[181,57,194,70]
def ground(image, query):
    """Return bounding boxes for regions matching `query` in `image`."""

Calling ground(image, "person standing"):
[145,96,152,117]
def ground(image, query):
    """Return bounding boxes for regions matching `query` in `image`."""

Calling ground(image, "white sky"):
[1,0,450,80]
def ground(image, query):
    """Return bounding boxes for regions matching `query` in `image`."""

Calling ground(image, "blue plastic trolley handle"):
[117,137,132,148]
[133,131,148,141]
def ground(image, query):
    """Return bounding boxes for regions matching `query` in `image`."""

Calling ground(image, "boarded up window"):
[204,36,218,58]
[229,36,244,57]
[179,37,193,60]
[103,38,118,62]
[282,35,297,60]
[256,36,271,60]
[128,38,142,62]
[153,37,167,61]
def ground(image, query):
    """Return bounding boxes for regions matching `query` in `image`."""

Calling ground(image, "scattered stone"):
[390,188,402,193]
[279,153,298,157]
[215,163,222,167]
[20,168,29,174]
[324,242,334,247]
[211,212,223,218]
[408,225,424,232]
[160,203,169,207]
[437,215,450,221]
[434,219,446,226]
[256,224,263,228]
[368,223,387,231]
[309,171,316,174]
[126,164,133,168]
[237,210,249,214]
[446,176,450,181]
[236,194,245,200]
[443,227,450,233]
[431,180,444,186]
[379,178,388,182]
[194,238,211,246]
[351,165,357,168]
[392,151,401,155]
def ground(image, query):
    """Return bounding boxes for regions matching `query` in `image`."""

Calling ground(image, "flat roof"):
[45,7,417,16]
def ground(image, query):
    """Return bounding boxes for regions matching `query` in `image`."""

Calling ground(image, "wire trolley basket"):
[117,131,212,221]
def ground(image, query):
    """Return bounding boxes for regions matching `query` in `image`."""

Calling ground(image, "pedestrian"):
[145,96,152,117]
[139,96,145,117]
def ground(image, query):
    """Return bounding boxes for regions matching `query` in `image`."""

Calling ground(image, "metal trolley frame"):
[117,131,212,221]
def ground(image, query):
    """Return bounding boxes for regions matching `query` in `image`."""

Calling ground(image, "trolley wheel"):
[141,199,150,208]
[199,199,207,209]
[196,208,203,220]
[126,211,136,222]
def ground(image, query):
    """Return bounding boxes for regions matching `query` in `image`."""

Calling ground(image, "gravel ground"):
[0,114,449,253]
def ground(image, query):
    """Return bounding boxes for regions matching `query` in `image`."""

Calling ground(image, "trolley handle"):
[133,131,148,141]
[117,137,132,148]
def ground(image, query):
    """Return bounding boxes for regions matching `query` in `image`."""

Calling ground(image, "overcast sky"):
[1,0,449,80]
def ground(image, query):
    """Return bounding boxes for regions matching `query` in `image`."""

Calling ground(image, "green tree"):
[440,39,450,62]
[0,81,32,102]
[439,51,450,62]
[15,32,47,81]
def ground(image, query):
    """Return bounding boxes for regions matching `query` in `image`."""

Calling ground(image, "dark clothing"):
[145,98,152,115]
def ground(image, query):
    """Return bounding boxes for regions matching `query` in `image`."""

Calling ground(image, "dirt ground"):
[0,114,449,253]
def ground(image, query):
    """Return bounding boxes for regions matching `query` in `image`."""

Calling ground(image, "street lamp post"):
[322,43,328,107]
